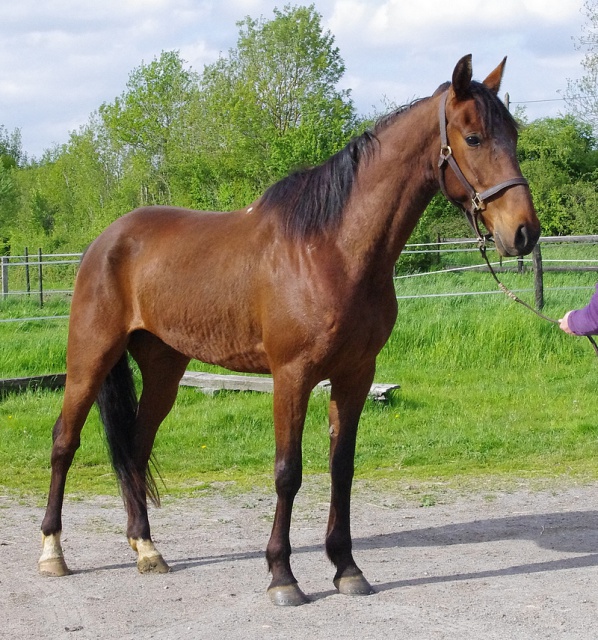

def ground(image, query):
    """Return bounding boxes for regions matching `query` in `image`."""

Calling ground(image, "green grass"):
[1,268,597,499]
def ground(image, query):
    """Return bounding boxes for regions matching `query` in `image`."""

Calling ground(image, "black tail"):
[96,353,160,507]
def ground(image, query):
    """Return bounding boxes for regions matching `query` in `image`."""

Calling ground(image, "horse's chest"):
[319,295,396,361]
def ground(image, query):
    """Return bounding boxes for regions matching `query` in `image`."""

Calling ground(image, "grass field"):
[1,253,597,500]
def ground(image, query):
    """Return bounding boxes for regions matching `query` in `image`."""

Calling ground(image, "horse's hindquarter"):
[77,207,272,373]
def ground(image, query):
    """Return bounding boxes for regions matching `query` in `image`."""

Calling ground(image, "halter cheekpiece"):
[437,91,529,243]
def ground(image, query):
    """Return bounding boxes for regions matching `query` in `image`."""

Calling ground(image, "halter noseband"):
[437,91,529,242]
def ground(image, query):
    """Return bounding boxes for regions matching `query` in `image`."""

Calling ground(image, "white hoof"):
[129,538,171,574]
[39,532,72,576]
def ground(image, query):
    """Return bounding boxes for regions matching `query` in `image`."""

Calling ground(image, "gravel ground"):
[3,478,598,639]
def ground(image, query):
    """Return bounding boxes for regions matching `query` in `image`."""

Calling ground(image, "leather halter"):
[437,91,529,242]
[437,92,598,358]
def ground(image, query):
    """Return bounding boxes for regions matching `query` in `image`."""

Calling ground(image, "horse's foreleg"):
[126,334,189,574]
[265,371,311,606]
[326,365,376,596]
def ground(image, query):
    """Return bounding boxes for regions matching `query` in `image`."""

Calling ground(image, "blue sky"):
[0,0,588,158]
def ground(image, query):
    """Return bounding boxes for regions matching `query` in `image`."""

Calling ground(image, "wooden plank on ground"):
[0,373,66,395]
[179,372,399,402]
[0,372,400,402]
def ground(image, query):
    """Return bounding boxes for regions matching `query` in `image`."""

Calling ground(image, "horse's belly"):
[162,327,271,374]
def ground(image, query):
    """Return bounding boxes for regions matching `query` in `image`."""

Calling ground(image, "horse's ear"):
[483,57,507,94]
[451,54,473,100]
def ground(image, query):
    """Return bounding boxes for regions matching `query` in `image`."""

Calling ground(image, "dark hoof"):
[334,573,375,596]
[268,584,310,606]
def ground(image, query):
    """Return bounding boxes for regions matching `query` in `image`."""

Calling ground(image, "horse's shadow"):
[349,509,598,595]
[83,510,598,600]
[354,509,598,554]
[171,509,598,598]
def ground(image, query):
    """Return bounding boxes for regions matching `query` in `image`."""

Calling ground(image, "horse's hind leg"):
[326,364,376,596]
[125,331,189,573]
[39,402,91,576]
[39,341,127,576]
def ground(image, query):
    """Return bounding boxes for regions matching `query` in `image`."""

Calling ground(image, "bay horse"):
[39,55,540,605]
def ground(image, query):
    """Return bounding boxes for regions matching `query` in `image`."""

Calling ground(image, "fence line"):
[395,285,595,301]
[2,236,597,312]
[394,258,520,279]
[0,315,69,324]
[3,281,594,322]
[1,247,81,307]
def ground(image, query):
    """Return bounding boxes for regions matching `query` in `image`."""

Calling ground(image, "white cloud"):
[0,0,589,157]
[330,0,583,46]
[179,40,221,71]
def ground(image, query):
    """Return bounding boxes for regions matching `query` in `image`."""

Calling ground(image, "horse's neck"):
[338,99,439,278]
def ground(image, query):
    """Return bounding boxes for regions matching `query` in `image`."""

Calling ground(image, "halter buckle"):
[471,193,485,212]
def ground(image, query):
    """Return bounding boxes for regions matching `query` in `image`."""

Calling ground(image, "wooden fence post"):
[532,243,544,310]
[25,247,30,296]
[1,256,7,299]
[38,248,44,308]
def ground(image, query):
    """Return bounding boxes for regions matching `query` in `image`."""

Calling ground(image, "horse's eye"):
[465,135,481,147]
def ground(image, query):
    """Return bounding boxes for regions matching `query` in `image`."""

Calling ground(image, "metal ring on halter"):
[439,145,452,164]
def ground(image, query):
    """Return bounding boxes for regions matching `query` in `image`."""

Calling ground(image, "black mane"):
[259,129,379,239]
[260,81,515,239]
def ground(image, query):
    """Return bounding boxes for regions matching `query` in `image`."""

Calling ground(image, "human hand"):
[558,311,576,335]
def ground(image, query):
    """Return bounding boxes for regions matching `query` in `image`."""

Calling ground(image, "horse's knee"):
[49,438,80,477]
[274,457,302,497]
[50,413,82,462]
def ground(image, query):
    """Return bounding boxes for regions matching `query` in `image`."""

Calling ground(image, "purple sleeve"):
[568,284,598,336]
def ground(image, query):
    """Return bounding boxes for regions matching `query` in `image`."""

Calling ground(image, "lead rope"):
[478,242,598,357]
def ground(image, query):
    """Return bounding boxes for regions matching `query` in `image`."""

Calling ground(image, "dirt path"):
[3,478,598,639]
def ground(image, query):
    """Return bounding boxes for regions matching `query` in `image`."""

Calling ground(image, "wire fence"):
[1,236,597,322]
[393,235,598,303]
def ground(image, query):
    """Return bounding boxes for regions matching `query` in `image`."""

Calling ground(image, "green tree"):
[188,4,358,209]
[12,147,65,249]
[565,0,598,132]
[99,50,200,206]
[0,126,25,252]
[0,125,25,168]
[516,115,598,235]
[11,120,125,250]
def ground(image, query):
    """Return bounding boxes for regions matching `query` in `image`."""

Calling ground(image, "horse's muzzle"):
[495,221,540,257]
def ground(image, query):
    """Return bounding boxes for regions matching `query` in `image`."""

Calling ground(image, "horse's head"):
[437,55,540,256]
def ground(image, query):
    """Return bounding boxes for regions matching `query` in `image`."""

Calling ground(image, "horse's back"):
[80,205,269,277]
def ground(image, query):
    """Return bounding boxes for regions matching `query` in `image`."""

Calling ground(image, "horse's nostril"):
[515,224,531,254]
